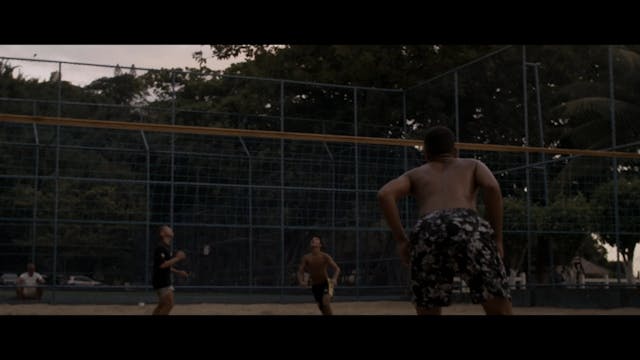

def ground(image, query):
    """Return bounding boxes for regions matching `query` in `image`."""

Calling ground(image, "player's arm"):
[474,160,504,257]
[326,255,341,285]
[171,267,189,278]
[377,173,411,244]
[36,274,45,284]
[297,256,308,287]
[159,250,186,269]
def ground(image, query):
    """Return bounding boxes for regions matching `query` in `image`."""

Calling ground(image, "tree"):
[193,45,506,138]
[592,177,640,282]
[200,45,502,88]
[3,46,639,288]
[536,194,608,281]
[85,73,146,105]
[490,194,607,282]
[49,71,60,82]
[536,45,640,198]
[193,45,281,64]
[500,196,530,273]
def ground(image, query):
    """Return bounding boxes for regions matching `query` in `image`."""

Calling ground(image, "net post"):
[280,80,285,302]
[31,114,39,265]
[141,130,150,292]
[454,71,460,142]
[321,132,336,259]
[522,46,533,287]
[170,72,176,255]
[402,91,409,229]
[239,137,253,295]
[354,87,360,299]
[608,45,622,284]
[52,61,62,304]
[531,62,553,285]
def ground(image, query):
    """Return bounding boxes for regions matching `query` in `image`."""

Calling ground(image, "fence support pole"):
[608,46,622,284]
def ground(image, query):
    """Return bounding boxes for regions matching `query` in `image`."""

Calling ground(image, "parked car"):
[66,275,102,286]
[41,274,66,285]
[0,273,18,285]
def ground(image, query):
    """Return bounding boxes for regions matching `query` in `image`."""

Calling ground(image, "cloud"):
[0,45,241,86]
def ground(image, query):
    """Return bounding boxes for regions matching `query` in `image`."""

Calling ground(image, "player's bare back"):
[407,158,481,216]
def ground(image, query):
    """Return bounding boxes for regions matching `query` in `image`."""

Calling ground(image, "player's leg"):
[460,210,512,316]
[312,285,325,315]
[481,296,512,315]
[16,287,24,300]
[415,306,442,315]
[164,290,175,314]
[152,296,165,315]
[36,287,43,300]
[320,293,333,315]
[153,288,174,315]
[410,211,455,315]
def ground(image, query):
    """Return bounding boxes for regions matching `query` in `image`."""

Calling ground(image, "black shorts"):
[409,208,511,308]
[311,282,330,304]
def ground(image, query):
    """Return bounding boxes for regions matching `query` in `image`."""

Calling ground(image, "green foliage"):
[2,45,640,283]
[85,74,146,105]
[537,194,607,267]
[592,177,640,279]
[501,196,529,271]
[499,194,610,275]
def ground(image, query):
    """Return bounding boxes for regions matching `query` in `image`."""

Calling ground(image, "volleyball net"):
[1,112,639,299]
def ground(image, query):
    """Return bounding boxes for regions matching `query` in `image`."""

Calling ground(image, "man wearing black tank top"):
[152,225,188,315]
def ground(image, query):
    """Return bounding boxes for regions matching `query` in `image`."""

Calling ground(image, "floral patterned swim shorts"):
[409,208,511,308]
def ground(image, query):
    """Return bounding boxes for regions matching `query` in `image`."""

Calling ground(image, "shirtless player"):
[377,126,512,315]
[297,236,341,315]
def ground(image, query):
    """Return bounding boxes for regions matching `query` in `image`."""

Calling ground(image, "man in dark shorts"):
[377,126,512,315]
[152,225,189,315]
[297,236,341,315]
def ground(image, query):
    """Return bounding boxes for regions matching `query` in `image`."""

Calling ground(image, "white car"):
[1,273,18,285]
[66,275,102,286]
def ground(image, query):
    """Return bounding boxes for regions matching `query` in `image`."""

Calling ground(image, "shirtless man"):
[377,126,512,315]
[297,236,341,315]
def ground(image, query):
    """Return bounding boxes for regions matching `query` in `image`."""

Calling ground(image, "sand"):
[1,301,640,315]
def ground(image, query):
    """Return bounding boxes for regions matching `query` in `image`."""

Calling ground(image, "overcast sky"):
[0,45,240,85]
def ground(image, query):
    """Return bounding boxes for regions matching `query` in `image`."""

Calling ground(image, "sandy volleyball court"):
[1,301,640,315]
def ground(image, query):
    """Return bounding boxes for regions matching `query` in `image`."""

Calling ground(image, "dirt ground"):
[1,301,640,315]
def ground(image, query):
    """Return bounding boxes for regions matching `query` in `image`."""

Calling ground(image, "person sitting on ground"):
[16,263,45,300]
